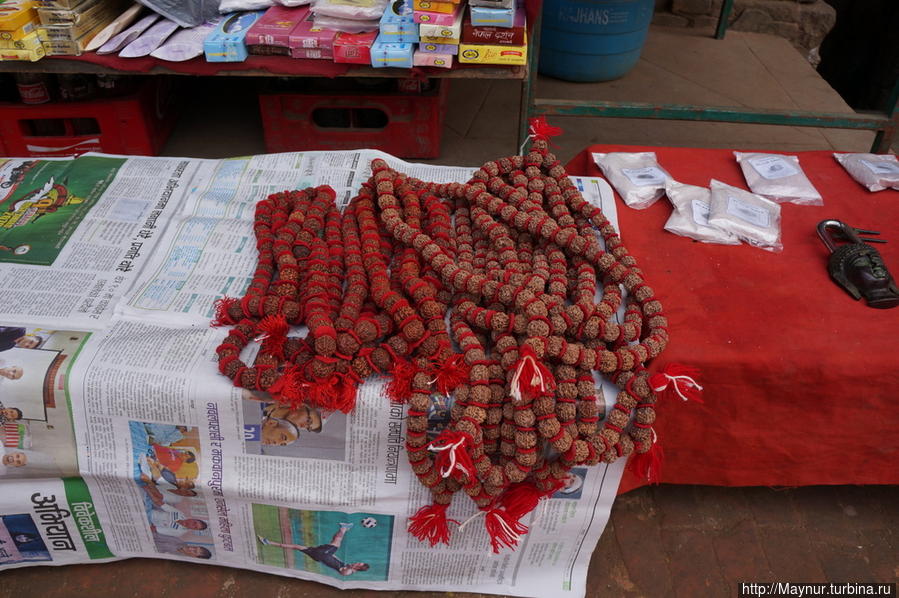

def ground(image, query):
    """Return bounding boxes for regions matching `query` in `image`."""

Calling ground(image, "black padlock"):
[817,219,899,309]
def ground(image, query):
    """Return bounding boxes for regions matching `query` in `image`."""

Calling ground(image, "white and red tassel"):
[428,430,475,479]
[649,363,704,403]
[510,345,555,403]
[408,503,458,547]
[484,508,528,553]
[629,429,664,484]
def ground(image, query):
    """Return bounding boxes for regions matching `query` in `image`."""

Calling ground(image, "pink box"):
[413,50,453,68]
[247,5,306,49]
[289,8,336,57]
[333,31,377,64]
[413,6,459,26]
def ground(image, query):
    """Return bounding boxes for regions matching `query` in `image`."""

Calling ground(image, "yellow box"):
[0,29,42,49]
[413,0,455,14]
[0,44,45,61]
[0,2,37,33]
[458,36,527,65]
[420,34,459,45]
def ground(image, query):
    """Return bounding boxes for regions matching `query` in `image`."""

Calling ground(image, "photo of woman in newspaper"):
[0,324,88,479]
[253,504,392,581]
[128,421,215,561]
[240,389,348,461]
[0,514,52,565]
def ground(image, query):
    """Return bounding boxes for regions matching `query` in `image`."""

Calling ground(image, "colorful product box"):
[0,44,44,60]
[412,49,451,68]
[418,40,457,54]
[379,0,418,44]
[462,1,524,44]
[0,29,42,49]
[418,7,461,39]
[204,10,264,62]
[420,34,458,44]
[40,0,119,42]
[333,31,377,64]
[370,36,413,68]
[0,2,38,41]
[413,0,455,14]
[458,33,526,64]
[469,0,514,8]
[289,8,336,58]
[246,5,305,51]
[36,0,107,26]
[413,6,458,26]
[469,3,515,28]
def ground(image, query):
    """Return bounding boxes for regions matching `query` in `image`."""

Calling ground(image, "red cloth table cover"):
[566,146,899,494]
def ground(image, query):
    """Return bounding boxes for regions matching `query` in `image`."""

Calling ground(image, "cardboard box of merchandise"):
[0,2,39,41]
[469,0,514,8]
[462,1,524,45]
[458,32,526,64]
[0,29,42,50]
[380,0,418,43]
[418,7,461,38]
[412,49,452,67]
[333,31,377,64]
[288,8,336,58]
[0,44,45,61]
[37,0,107,25]
[413,6,459,26]
[204,10,265,62]
[418,40,457,54]
[39,0,120,42]
[370,35,413,68]
[246,5,306,50]
[469,3,515,28]
[33,0,92,9]
[413,0,455,14]
[419,33,458,44]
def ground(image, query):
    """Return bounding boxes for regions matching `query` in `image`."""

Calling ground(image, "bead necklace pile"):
[214,137,687,552]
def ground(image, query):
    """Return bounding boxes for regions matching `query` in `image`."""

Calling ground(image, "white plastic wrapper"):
[136,0,219,27]
[313,14,379,32]
[734,152,823,206]
[834,153,899,192]
[592,152,671,209]
[275,0,313,5]
[219,0,275,12]
[97,13,160,54]
[118,18,180,58]
[312,0,390,21]
[663,180,740,245]
[708,179,783,252]
[150,18,221,61]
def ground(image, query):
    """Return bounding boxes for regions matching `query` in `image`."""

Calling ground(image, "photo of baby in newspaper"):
[0,324,90,479]
[129,421,215,561]
[0,513,52,565]
[240,389,348,461]
[253,505,393,582]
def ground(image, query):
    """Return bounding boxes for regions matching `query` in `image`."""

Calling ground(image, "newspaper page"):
[0,150,625,598]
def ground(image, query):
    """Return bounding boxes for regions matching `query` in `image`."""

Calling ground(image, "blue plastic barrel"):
[538,0,654,82]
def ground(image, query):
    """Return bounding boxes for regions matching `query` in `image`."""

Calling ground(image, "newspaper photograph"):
[0,149,625,598]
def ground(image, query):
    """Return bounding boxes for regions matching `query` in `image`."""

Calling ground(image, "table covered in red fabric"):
[565,145,899,494]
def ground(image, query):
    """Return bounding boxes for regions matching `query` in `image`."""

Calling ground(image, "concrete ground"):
[2,26,896,598]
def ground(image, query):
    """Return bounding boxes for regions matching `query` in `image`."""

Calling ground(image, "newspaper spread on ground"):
[0,150,624,598]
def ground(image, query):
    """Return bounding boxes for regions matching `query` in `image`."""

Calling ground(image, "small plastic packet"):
[663,180,740,245]
[219,0,275,12]
[592,152,671,209]
[734,152,823,206]
[312,0,390,21]
[708,179,783,252]
[833,153,899,192]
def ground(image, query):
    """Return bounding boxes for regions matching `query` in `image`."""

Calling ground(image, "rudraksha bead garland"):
[213,139,686,553]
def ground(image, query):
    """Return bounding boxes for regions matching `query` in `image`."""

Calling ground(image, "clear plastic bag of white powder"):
[833,153,899,192]
[734,152,822,206]
[663,180,741,245]
[592,152,671,210]
[708,179,783,252]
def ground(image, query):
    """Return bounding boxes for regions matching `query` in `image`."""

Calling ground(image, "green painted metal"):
[533,98,892,130]
[715,0,734,40]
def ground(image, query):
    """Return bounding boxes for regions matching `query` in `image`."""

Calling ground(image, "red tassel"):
[210,296,238,327]
[385,358,418,403]
[408,503,458,547]
[628,433,664,484]
[528,116,563,144]
[484,508,528,553]
[267,366,306,409]
[428,430,475,479]
[257,314,289,359]
[307,372,356,413]
[499,481,543,521]
[649,363,704,403]
[510,345,555,402]
[431,353,469,396]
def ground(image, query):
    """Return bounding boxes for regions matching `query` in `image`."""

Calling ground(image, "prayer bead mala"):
[213,136,694,553]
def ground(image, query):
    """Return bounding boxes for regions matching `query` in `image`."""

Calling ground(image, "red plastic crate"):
[259,80,448,159]
[0,78,179,158]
